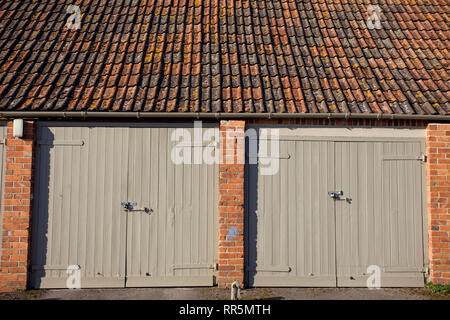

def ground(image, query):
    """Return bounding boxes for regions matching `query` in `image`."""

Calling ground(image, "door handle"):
[121,202,152,214]
[328,190,343,199]
[327,191,352,203]
[121,201,137,210]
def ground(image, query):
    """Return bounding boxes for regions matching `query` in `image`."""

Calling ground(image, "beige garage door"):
[245,130,427,287]
[30,123,218,288]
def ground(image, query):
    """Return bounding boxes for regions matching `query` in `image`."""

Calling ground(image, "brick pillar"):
[0,121,35,292]
[426,123,450,284]
[218,120,245,288]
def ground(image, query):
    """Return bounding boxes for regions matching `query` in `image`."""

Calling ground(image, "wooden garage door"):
[245,135,426,287]
[30,123,218,289]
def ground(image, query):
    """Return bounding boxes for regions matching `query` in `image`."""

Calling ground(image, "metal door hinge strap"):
[247,266,292,272]
[382,266,423,273]
[170,264,215,275]
[383,154,426,161]
[38,140,84,146]
[31,264,82,271]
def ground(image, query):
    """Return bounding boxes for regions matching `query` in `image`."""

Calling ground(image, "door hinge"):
[422,266,430,275]
[418,154,427,162]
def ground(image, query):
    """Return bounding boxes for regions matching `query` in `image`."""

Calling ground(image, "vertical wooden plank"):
[95,128,106,277]
[174,130,183,272]
[191,130,200,276]
[304,141,312,275]
[120,127,128,281]
[272,141,280,270]
[318,141,326,275]
[264,143,273,272]
[110,128,120,278]
[279,140,288,277]
[182,131,190,277]
[77,127,89,280]
[85,126,96,278]
[287,141,296,277]
[127,127,135,277]
[296,141,305,278]
[130,127,139,276]
[166,128,175,277]
[327,140,336,279]
[398,143,407,267]
[134,127,143,277]
[335,141,346,278]
[102,128,113,278]
[374,142,383,268]
[198,137,208,275]
[334,141,342,279]
[141,128,151,277]
[149,128,159,278]
[59,128,71,276]
[365,142,374,270]
[68,127,80,269]
[382,142,391,269]
[350,142,358,277]
[207,128,218,275]
[52,127,64,279]
[157,128,168,277]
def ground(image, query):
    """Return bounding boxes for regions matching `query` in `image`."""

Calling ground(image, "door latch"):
[121,202,153,214]
[121,201,137,210]
[328,190,343,200]
[328,191,352,203]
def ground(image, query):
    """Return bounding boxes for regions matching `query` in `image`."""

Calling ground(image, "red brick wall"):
[217,120,245,288]
[0,121,35,292]
[427,123,450,285]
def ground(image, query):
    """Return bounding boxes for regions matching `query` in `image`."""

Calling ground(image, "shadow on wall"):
[244,133,259,288]
[29,126,53,289]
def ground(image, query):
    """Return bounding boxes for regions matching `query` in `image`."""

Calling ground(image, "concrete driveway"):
[0,287,448,300]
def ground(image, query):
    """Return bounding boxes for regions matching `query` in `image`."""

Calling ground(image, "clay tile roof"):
[0,0,448,115]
